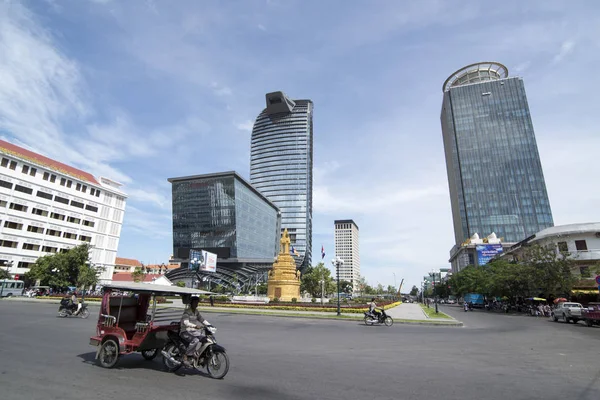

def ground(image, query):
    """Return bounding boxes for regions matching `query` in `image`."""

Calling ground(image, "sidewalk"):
[385,303,462,326]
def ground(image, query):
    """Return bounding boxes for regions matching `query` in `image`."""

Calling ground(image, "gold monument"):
[267,229,301,301]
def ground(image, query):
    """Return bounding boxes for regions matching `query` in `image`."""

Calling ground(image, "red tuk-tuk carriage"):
[582,302,600,327]
[89,282,212,369]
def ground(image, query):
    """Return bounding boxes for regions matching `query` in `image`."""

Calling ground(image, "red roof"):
[115,257,142,267]
[111,273,163,282]
[0,139,99,185]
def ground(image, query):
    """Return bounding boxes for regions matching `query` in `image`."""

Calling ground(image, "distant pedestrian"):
[209,295,214,307]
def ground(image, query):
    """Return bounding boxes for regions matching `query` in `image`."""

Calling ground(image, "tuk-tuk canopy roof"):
[103,282,213,296]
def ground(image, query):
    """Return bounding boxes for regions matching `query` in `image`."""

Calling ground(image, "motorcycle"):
[58,299,90,318]
[161,325,230,379]
[363,308,394,326]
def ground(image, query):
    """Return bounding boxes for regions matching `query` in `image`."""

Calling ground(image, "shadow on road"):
[76,352,211,377]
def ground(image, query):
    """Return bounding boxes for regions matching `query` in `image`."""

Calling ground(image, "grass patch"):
[419,304,452,319]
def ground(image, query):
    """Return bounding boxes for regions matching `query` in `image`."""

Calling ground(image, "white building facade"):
[334,219,360,293]
[0,140,127,284]
[498,223,600,279]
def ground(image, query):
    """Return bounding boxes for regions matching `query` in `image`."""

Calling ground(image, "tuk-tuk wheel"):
[98,339,119,368]
[141,349,158,360]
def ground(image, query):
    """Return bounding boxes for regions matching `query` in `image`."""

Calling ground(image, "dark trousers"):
[181,330,204,356]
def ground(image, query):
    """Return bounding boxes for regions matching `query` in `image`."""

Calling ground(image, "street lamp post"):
[430,269,439,314]
[319,279,325,306]
[393,272,397,300]
[331,257,344,316]
[190,258,199,289]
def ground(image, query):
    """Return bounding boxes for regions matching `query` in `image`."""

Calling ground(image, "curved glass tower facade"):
[250,91,313,269]
[441,62,554,245]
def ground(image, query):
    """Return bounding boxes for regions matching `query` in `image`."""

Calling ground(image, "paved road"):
[0,302,599,400]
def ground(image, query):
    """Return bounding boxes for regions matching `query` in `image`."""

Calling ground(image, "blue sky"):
[1,0,599,290]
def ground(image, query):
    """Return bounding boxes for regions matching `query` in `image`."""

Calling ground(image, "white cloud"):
[513,61,531,73]
[552,40,575,64]
[126,188,170,209]
[236,120,255,132]
[257,24,266,31]
[122,205,171,239]
[0,3,208,184]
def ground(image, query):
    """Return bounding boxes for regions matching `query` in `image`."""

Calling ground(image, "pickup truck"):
[552,302,584,323]
[581,302,600,327]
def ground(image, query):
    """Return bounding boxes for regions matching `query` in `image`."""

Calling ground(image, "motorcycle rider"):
[71,292,83,315]
[180,296,211,367]
[369,298,381,320]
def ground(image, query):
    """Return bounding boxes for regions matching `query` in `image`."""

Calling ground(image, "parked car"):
[552,302,584,323]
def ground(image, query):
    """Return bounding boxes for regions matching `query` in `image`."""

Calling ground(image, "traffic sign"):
[595,275,600,285]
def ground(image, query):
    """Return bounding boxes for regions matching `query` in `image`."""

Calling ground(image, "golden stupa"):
[267,229,301,301]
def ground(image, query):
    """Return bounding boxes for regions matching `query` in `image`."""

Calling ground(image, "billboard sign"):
[476,244,503,266]
[188,249,216,273]
[200,250,217,273]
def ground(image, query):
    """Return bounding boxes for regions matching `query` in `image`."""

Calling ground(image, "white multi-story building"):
[334,219,360,292]
[498,222,600,279]
[0,139,127,284]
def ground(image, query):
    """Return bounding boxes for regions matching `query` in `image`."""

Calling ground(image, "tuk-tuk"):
[89,282,212,369]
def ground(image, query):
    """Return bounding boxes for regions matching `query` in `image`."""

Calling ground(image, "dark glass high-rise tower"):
[441,62,554,244]
[250,91,313,270]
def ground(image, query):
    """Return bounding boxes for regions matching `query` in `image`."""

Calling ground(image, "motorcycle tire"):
[364,316,374,326]
[206,349,229,379]
[80,308,90,319]
[384,316,394,327]
[58,310,68,318]
[162,343,182,372]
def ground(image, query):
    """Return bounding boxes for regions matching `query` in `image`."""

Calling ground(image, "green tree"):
[340,280,353,294]
[364,284,375,295]
[376,283,384,294]
[25,244,98,289]
[300,263,334,297]
[386,285,396,295]
[356,275,368,296]
[409,285,419,296]
[524,244,578,299]
[0,268,10,280]
[131,267,145,283]
[176,281,186,288]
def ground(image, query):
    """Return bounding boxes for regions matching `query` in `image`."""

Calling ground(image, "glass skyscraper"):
[250,91,313,269]
[169,171,281,262]
[441,62,554,245]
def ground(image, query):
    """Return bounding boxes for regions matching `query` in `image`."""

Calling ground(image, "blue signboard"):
[476,244,503,266]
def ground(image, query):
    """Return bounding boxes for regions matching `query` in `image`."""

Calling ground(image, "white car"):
[552,302,584,324]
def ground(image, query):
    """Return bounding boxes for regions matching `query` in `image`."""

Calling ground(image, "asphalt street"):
[0,301,599,400]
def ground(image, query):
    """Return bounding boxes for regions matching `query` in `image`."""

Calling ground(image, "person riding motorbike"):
[71,292,82,315]
[180,296,212,367]
[369,298,382,320]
